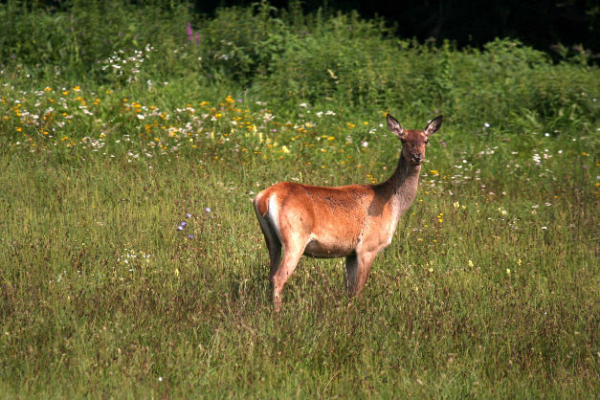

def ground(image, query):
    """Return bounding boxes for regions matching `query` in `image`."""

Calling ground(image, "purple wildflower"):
[187,23,194,42]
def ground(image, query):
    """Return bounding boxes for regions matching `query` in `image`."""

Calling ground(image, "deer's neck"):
[380,153,422,216]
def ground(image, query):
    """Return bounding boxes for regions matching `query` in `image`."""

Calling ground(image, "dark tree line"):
[12,0,600,59]
[195,0,600,59]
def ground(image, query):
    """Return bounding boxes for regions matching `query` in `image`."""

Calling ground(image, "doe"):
[253,114,443,311]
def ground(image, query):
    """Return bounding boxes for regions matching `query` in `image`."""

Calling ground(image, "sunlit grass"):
[1,80,597,397]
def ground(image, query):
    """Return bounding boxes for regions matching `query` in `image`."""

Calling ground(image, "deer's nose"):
[412,153,423,163]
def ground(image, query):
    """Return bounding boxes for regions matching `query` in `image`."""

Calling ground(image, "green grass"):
[1,106,597,397]
[1,1,599,397]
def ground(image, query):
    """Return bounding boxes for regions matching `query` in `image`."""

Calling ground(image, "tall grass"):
[0,0,598,397]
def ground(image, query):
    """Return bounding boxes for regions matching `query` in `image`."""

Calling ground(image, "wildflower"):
[453,201,460,209]
[468,260,474,269]
[186,213,192,218]
[205,207,211,213]
[506,268,511,276]
[187,22,193,40]
[484,122,490,128]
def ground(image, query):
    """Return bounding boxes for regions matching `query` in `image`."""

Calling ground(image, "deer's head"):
[387,114,443,165]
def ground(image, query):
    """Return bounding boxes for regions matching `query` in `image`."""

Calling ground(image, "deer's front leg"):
[345,250,377,297]
[345,254,359,295]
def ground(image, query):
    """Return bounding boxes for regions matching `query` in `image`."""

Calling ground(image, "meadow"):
[0,1,598,397]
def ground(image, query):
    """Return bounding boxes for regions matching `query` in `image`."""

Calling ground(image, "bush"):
[0,0,598,134]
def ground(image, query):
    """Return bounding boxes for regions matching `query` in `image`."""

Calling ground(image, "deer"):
[253,114,443,312]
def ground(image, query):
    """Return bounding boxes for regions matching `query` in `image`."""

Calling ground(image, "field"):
[1,1,599,397]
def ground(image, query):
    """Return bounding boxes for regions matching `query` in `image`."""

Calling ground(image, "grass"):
[1,1,599,397]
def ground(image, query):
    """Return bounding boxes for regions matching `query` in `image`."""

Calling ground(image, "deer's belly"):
[303,236,355,258]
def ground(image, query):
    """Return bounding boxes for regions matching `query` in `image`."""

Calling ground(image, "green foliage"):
[1,0,598,135]
[0,0,192,82]
[0,0,599,397]
[198,2,287,84]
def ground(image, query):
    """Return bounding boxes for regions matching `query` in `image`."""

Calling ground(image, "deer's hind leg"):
[253,200,282,283]
[269,203,313,312]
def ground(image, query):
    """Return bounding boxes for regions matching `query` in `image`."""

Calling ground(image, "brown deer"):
[253,114,443,311]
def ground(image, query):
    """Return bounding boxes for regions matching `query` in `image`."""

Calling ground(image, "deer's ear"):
[387,114,405,140]
[424,115,443,136]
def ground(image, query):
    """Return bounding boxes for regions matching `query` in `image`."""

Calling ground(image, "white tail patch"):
[267,194,282,243]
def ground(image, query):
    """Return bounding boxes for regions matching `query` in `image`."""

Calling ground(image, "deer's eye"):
[425,139,429,144]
